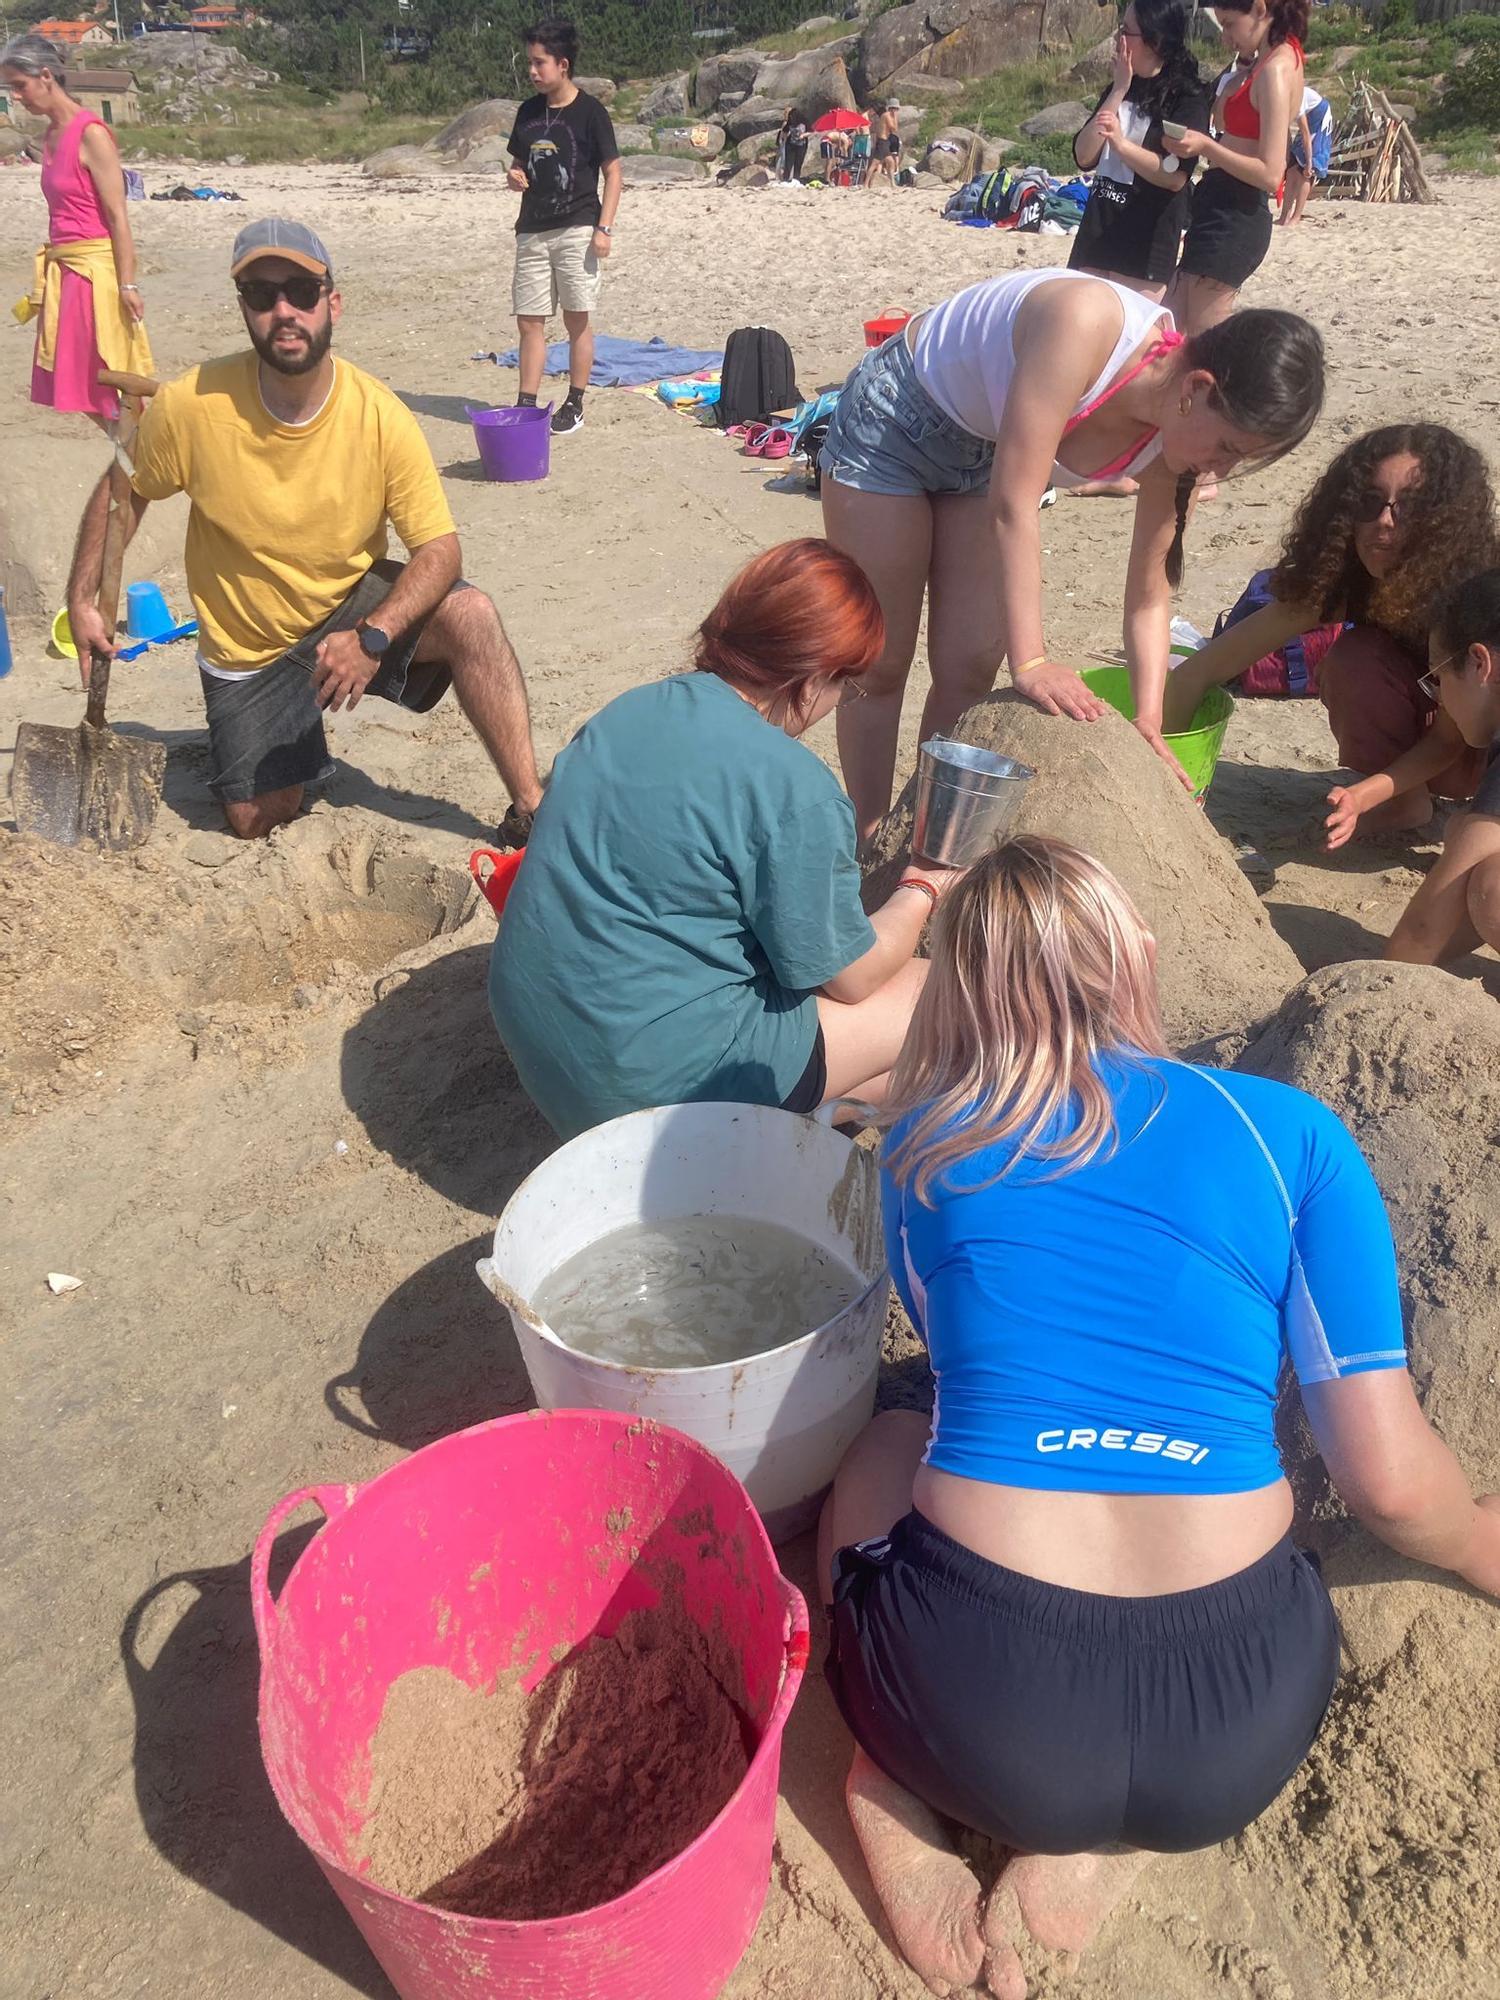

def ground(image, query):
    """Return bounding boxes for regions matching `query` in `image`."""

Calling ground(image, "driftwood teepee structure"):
[1327,81,1435,204]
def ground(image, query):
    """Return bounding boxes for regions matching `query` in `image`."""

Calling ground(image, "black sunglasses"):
[1353,489,1415,527]
[237,273,328,313]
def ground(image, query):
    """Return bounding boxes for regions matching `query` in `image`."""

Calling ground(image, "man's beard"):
[250,315,333,376]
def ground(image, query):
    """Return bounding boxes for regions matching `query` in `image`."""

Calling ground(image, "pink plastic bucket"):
[470,404,552,483]
[253,1409,808,2000]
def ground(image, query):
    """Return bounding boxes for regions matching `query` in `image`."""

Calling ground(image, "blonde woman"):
[819,836,1500,1997]
[3,32,152,425]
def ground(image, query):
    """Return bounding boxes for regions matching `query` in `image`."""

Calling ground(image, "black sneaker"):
[550,397,584,436]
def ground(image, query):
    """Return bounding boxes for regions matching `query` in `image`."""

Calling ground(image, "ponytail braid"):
[1165,472,1194,590]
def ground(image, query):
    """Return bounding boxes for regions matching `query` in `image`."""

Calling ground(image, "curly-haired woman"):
[1166,424,1500,833]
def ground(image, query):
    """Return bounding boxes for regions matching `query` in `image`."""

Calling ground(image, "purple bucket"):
[470,403,552,483]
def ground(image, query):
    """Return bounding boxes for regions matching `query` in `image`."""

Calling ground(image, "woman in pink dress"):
[3,32,153,425]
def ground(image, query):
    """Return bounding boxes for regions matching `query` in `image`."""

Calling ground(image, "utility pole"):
[359,26,366,85]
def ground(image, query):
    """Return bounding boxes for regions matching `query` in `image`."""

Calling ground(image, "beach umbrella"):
[810,107,868,131]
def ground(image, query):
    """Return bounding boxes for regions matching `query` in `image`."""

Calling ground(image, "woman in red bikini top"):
[1163,0,1305,332]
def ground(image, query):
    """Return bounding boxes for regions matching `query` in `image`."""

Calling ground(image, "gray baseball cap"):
[229,217,334,282]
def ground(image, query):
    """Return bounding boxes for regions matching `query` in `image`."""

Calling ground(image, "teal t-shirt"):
[490,672,877,1140]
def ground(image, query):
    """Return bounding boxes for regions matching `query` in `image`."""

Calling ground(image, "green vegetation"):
[120,105,445,165]
[1296,3,1500,173]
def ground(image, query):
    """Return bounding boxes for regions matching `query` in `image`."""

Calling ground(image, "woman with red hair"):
[490,539,962,1139]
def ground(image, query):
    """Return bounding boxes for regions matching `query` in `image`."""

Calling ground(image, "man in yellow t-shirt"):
[65,217,544,842]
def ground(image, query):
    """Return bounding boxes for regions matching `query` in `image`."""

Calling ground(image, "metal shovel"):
[11,370,167,851]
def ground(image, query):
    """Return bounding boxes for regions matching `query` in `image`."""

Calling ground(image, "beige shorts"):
[513,224,601,318]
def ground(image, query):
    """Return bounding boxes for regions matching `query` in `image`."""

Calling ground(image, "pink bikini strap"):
[1064,327,1184,435]
[1062,326,1184,481]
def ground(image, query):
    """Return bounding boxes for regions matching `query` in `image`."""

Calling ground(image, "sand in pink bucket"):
[252,1408,808,2000]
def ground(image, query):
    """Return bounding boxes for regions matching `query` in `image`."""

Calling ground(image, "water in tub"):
[530,1215,865,1369]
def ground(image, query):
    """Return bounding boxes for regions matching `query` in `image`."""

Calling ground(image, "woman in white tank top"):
[818,267,1324,837]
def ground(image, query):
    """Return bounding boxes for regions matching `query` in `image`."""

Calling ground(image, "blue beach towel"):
[472,333,725,388]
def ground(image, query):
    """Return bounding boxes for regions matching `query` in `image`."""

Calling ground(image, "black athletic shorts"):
[826,1508,1340,1854]
[198,559,467,803]
[780,1025,828,1114]
[1177,167,1273,289]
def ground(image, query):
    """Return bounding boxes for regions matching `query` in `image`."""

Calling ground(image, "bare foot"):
[845,1748,986,1995]
[1067,477,1140,500]
[981,1848,1152,1996]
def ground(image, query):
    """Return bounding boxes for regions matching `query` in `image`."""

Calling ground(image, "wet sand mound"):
[0,817,473,1109]
[864,692,1300,1046]
[1232,962,1500,1998]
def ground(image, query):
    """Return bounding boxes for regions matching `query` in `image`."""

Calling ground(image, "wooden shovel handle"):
[85,389,148,729]
[97,368,161,399]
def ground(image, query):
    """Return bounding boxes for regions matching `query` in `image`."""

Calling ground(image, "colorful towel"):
[472,333,725,389]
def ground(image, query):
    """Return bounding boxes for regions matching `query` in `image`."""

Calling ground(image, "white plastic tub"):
[477,1102,889,1540]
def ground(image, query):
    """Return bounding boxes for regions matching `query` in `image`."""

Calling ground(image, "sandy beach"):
[3,162,1499,2000]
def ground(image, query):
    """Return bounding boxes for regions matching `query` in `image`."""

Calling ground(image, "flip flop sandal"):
[725,422,764,440]
[758,428,796,461]
[741,424,778,454]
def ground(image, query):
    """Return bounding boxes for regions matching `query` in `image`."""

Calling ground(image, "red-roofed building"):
[35,19,116,47]
[187,3,242,27]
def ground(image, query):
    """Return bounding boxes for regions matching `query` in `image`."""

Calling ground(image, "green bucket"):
[1079,667,1234,800]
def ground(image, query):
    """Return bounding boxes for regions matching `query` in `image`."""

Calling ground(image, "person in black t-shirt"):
[1071,0,1208,295]
[506,18,621,437]
[1065,0,1208,496]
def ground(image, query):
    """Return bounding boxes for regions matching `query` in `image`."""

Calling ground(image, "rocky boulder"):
[737,130,781,162]
[363,143,441,179]
[458,136,516,173]
[887,71,967,98]
[655,121,727,159]
[1069,34,1116,87]
[923,125,981,179]
[612,123,655,151]
[574,74,617,103]
[723,95,791,143]
[1020,98,1090,137]
[619,154,707,185]
[429,98,520,160]
[638,72,690,121]
[857,0,1097,97]
[753,46,859,115]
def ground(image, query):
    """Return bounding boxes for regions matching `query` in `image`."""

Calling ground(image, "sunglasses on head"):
[237,272,327,313]
[1353,489,1414,527]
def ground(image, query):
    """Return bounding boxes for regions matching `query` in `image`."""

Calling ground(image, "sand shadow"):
[339,939,555,1210]
[396,391,486,427]
[326,1235,534,1451]
[121,1545,395,1998]
[1263,901,1389,971]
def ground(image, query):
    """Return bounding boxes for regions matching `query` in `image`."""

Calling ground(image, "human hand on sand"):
[312,627,380,712]
[1132,717,1196,793]
[1324,785,1367,851]
[1015,661,1109,724]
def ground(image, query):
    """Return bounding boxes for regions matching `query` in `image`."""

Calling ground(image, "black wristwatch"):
[357,621,392,659]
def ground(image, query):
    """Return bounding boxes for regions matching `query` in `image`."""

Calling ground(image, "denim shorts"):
[198,560,466,803]
[820,332,995,499]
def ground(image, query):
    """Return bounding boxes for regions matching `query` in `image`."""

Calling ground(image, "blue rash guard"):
[882,1054,1408,1496]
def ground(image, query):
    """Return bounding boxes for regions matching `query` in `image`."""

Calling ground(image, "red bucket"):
[253,1410,808,2000]
[864,309,911,348]
[468,846,522,919]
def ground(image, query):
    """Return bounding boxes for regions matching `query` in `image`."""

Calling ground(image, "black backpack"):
[716,327,800,431]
